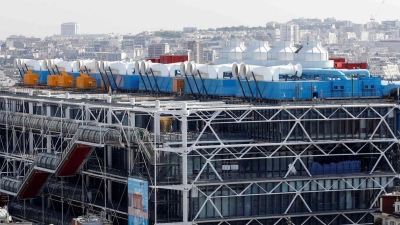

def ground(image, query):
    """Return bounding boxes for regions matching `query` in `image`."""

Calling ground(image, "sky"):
[1,0,400,40]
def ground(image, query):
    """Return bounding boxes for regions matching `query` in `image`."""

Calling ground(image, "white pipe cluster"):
[232,63,303,81]
[14,59,303,81]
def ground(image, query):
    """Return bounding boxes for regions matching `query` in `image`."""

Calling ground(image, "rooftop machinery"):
[15,58,400,101]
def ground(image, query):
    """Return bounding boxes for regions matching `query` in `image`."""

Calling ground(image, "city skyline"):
[1,0,400,40]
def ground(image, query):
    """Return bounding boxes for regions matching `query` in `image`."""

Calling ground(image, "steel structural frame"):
[0,92,398,225]
[152,101,400,225]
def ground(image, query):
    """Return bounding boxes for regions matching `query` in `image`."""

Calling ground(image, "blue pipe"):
[302,69,349,80]
[339,69,370,78]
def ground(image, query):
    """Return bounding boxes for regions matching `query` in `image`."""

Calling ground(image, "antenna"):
[371,0,386,21]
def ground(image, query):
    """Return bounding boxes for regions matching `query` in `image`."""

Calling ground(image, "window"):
[334,86,338,89]
[340,86,344,89]
[364,85,368,89]
[371,85,375,89]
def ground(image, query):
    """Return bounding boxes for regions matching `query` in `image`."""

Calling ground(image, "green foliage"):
[373,218,382,225]
[154,31,182,38]
[216,25,265,32]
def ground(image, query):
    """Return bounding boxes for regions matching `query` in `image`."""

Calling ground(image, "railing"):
[15,162,37,196]
[156,132,251,142]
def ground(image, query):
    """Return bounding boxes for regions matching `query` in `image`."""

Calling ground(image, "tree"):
[373,218,382,225]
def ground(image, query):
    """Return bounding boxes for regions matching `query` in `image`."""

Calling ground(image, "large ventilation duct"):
[268,41,297,60]
[180,62,188,75]
[236,63,303,81]
[169,64,182,76]
[77,59,99,73]
[219,41,246,60]
[216,64,235,79]
[134,61,141,74]
[148,61,170,77]
[101,61,127,75]
[186,61,196,76]
[19,59,44,71]
[70,61,79,72]
[243,41,270,60]
[53,61,74,73]
[302,68,349,80]
[340,69,371,78]
[188,62,219,79]
[125,61,136,74]
[47,59,64,71]
[295,41,329,61]
[232,63,240,78]
[140,60,152,74]
[13,59,20,69]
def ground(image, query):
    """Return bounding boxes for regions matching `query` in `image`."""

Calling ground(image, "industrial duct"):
[134,61,141,74]
[295,41,329,61]
[77,59,99,73]
[70,61,79,72]
[53,61,74,73]
[19,59,43,71]
[268,41,297,60]
[101,61,127,75]
[340,69,371,78]
[243,41,270,60]
[148,61,170,77]
[235,63,303,81]
[125,62,136,74]
[232,62,240,78]
[188,62,218,79]
[180,62,188,75]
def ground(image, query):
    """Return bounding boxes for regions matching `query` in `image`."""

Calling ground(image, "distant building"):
[134,35,147,48]
[121,35,135,51]
[280,24,300,44]
[61,22,80,36]
[148,43,169,58]
[203,49,216,63]
[183,27,198,33]
[187,40,204,64]
[381,20,400,31]
[133,45,144,59]
[373,189,400,225]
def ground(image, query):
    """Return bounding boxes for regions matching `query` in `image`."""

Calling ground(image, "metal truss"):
[153,102,400,225]
[0,91,398,225]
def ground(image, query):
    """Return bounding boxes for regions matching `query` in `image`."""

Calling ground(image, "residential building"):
[187,40,204,64]
[280,24,300,44]
[61,22,80,36]
[148,43,169,58]
[122,35,135,51]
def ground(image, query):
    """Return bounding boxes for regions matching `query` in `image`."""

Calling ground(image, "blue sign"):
[128,177,149,225]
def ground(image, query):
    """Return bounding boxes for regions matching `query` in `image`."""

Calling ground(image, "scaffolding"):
[0,90,397,224]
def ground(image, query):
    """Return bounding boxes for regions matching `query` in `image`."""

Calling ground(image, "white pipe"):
[239,63,251,79]
[149,63,170,77]
[215,64,235,79]
[238,63,302,81]
[20,59,43,71]
[186,61,197,75]
[140,60,152,74]
[195,64,218,79]
[70,61,79,72]
[180,62,188,75]
[53,61,73,72]
[125,62,136,75]
[104,61,127,75]
[232,62,240,78]
[134,61,141,74]
[77,59,99,72]
[169,64,182,76]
